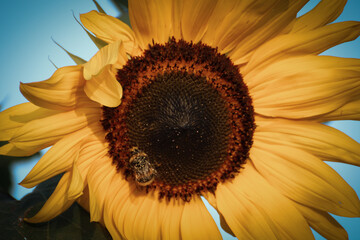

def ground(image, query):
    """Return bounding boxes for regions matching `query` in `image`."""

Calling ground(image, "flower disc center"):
[101,38,255,201]
[126,72,230,186]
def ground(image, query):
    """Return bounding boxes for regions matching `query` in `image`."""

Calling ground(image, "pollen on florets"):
[101,38,255,202]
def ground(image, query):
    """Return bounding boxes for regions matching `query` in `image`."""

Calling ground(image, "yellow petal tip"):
[23,217,40,224]
[19,178,37,189]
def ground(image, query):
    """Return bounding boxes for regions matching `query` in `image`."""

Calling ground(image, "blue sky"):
[0,0,359,239]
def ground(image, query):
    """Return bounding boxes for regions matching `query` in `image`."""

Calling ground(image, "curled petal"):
[83,41,126,107]
[20,65,85,111]
[80,10,139,54]
[84,65,123,107]
[83,40,126,80]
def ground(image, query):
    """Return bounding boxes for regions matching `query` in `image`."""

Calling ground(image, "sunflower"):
[1,0,360,239]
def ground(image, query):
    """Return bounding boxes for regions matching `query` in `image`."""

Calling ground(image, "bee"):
[129,147,157,186]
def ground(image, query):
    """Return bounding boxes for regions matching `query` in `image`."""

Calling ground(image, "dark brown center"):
[101,38,255,201]
[126,71,230,186]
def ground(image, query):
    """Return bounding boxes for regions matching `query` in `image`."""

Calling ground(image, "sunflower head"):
[101,38,255,201]
[1,0,360,239]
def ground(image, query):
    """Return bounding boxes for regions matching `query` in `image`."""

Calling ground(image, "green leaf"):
[0,174,111,240]
[114,0,128,9]
[110,0,130,26]
[119,10,130,26]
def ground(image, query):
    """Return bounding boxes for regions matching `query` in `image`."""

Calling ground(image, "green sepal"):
[52,38,87,65]
[72,12,108,50]
[92,0,106,14]
[48,56,58,69]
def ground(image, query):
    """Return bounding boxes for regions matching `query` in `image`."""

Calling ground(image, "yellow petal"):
[83,40,126,80]
[160,198,184,240]
[130,191,161,240]
[247,55,360,119]
[171,0,182,41]
[255,118,360,166]
[109,186,184,240]
[87,155,115,222]
[291,0,347,33]
[80,10,138,54]
[0,142,37,157]
[175,0,219,43]
[103,165,216,240]
[228,0,307,64]
[0,102,58,142]
[19,125,100,188]
[84,64,123,107]
[103,175,126,239]
[100,162,218,239]
[294,203,348,240]
[73,13,108,50]
[76,132,108,173]
[318,99,360,121]
[118,185,167,240]
[251,142,360,217]
[69,132,108,220]
[8,109,99,156]
[244,21,360,75]
[68,135,111,222]
[25,172,75,223]
[20,65,85,111]
[200,0,239,48]
[129,0,173,48]
[116,184,145,239]
[67,159,84,200]
[180,195,222,240]
[83,41,125,107]
[212,163,314,239]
